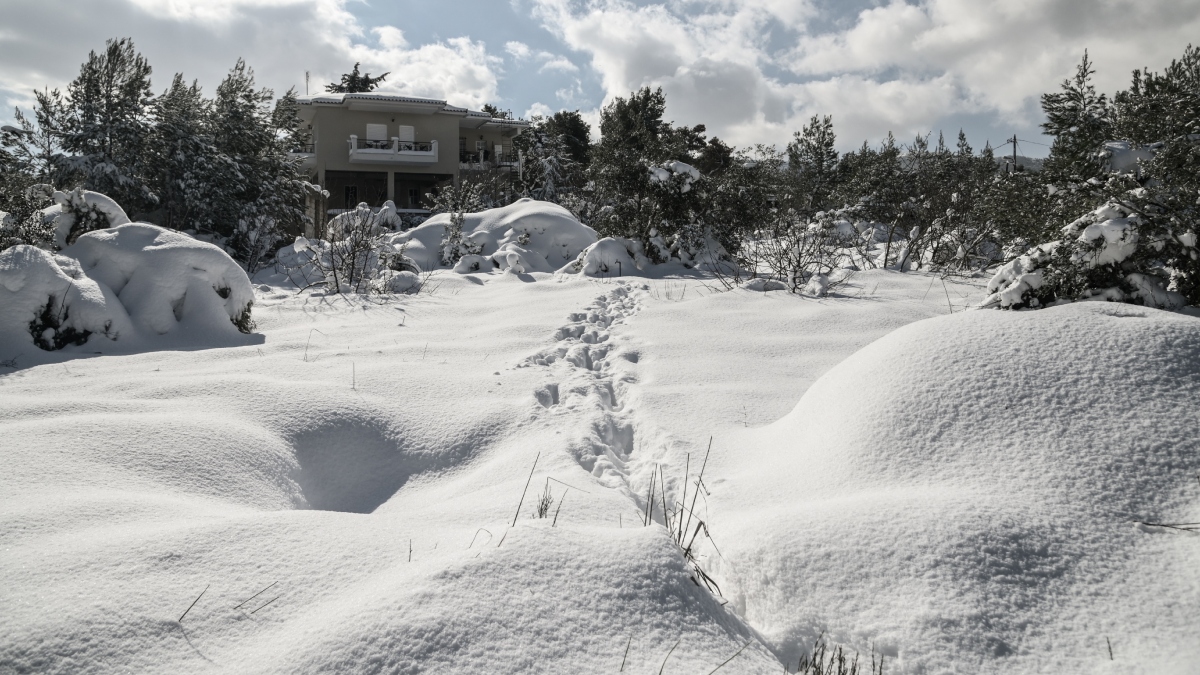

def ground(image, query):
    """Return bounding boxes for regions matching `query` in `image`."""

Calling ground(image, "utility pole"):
[1010,135,1018,173]
[305,71,310,95]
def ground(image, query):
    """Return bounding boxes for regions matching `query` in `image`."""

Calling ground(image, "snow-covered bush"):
[42,187,131,248]
[395,199,597,274]
[69,224,256,334]
[559,237,646,276]
[982,200,1193,310]
[0,223,256,353]
[277,204,419,294]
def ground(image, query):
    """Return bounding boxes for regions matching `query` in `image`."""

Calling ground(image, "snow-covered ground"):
[2,267,1197,674]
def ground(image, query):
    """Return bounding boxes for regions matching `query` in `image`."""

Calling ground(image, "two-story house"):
[292,92,529,235]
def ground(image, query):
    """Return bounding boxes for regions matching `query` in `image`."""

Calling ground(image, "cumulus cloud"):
[530,0,1200,150]
[0,0,503,114]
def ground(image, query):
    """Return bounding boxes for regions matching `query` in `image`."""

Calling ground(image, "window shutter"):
[397,125,415,142]
[365,124,388,141]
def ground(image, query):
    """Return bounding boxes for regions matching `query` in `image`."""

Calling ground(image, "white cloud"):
[504,38,579,74]
[538,56,579,74]
[530,0,1200,149]
[0,0,503,116]
[525,101,554,118]
[506,41,532,60]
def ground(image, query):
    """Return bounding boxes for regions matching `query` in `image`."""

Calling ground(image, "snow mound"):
[392,199,597,272]
[0,223,255,362]
[70,224,254,335]
[724,302,1200,672]
[558,237,641,276]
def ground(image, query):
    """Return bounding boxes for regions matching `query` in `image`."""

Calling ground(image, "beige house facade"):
[292,93,528,235]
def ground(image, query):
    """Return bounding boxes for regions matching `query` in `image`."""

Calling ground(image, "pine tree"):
[542,110,591,167]
[788,115,839,214]
[147,74,229,232]
[1041,51,1111,178]
[34,38,156,214]
[514,116,574,201]
[325,63,389,94]
[211,60,309,271]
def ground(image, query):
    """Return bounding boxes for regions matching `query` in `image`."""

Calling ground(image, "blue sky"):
[2,0,1199,157]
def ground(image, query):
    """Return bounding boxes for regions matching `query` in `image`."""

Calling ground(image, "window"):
[365,124,388,149]
[344,185,358,206]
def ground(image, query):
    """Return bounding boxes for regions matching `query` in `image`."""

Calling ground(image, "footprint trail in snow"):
[521,281,651,494]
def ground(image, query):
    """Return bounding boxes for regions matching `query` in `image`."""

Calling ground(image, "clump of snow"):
[41,187,131,249]
[392,198,597,273]
[800,272,830,297]
[0,223,255,360]
[649,160,701,193]
[743,278,788,292]
[983,243,1056,308]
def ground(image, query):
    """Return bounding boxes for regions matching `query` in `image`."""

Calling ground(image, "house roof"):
[296,93,529,130]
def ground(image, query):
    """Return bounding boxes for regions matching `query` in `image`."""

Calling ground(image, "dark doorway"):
[393,173,453,209]
[325,171,387,211]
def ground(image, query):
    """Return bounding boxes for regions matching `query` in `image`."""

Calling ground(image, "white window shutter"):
[397,125,415,142]
[365,124,388,141]
[494,144,504,158]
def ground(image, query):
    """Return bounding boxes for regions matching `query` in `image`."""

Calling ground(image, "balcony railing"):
[289,143,315,154]
[348,136,438,165]
[459,150,518,169]
[353,138,433,152]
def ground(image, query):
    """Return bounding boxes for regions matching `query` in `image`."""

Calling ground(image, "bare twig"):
[250,595,281,614]
[620,635,632,672]
[706,641,752,674]
[178,585,209,623]
[468,528,494,548]
[659,638,681,675]
[232,581,278,610]
[552,491,567,527]
[512,452,540,527]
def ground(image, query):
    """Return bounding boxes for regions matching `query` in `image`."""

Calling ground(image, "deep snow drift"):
[700,302,1200,673]
[0,266,1196,674]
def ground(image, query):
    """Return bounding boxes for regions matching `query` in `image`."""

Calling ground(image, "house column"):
[386,170,395,203]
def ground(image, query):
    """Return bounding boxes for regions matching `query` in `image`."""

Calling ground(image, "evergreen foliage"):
[33,38,156,214]
[1,39,313,271]
[325,63,389,94]
[1040,51,1111,179]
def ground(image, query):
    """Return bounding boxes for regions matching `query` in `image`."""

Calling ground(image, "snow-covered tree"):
[1041,51,1112,179]
[33,38,156,215]
[787,114,839,215]
[430,181,486,266]
[210,61,309,272]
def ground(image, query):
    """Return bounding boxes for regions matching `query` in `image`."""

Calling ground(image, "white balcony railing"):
[348,135,438,165]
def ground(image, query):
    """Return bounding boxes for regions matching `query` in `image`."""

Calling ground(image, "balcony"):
[459,150,518,171]
[348,136,438,165]
[288,143,317,171]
